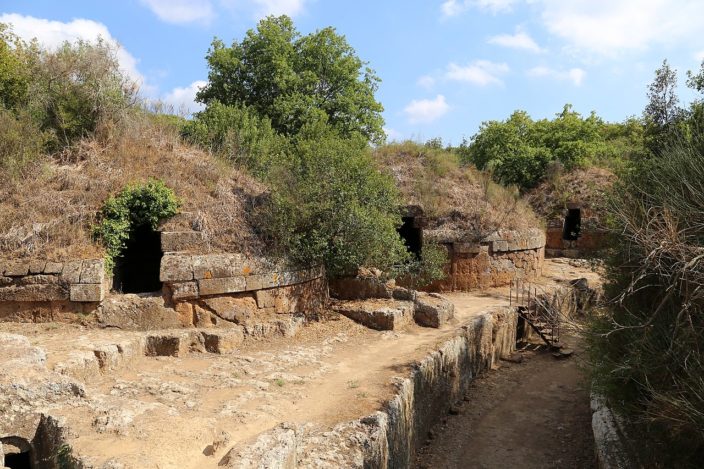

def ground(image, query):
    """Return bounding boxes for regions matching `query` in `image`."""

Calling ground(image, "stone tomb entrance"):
[2,437,32,469]
[113,224,163,293]
[562,208,581,242]
[398,206,426,259]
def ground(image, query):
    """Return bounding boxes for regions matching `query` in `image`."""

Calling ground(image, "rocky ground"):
[0,259,600,468]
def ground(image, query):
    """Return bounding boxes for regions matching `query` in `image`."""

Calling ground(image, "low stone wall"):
[223,306,518,468]
[160,253,327,332]
[0,259,106,322]
[424,229,545,292]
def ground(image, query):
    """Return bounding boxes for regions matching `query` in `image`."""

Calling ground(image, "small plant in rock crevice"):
[92,179,180,272]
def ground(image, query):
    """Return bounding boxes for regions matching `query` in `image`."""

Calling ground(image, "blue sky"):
[2,0,704,144]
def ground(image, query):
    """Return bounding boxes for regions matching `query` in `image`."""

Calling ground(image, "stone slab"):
[0,284,68,301]
[79,259,104,284]
[198,276,247,296]
[160,255,194,282]
[62,260,83,284]
[333,300,414,331]
[70,283,104,302]
[202,329,244,354]
[4,262,29,277]
[245,274,264,291]
[414,293,455,328]
[28,261,46,274]
[169,281,199,300]
[255,289,276,309]
[161,231,205,253]
[43,262,63,274]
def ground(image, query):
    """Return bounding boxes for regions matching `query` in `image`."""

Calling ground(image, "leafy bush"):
[181,101,282,176]
[0,108,47,179]
[256,124,409,277]
[394,241,448,289]
[93,179,180,271]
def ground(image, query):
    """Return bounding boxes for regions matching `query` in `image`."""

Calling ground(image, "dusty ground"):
[414,335,596,469]
[0,259,600,468]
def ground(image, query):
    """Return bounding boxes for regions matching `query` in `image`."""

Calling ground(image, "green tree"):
[0,24,33,111]
[197,15,385,144]
[644,59,681,155]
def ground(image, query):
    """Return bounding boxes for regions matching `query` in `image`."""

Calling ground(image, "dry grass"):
[527,166,616,222]
[0,114,267,262]
[374,141,541,240]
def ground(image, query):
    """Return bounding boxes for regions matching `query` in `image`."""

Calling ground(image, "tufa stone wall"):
[160,253,327,332]
[424,229,545,292]
[0,259,106,303]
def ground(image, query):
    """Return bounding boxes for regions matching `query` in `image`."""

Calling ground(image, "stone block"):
[28,261,46,274]
[43,261,63,274]
[170,281,199,300]
[174,302,195,327]
[4,262,29,277]
[70,283,104,302]
[255,289,276,308]
[454,242,481,254]
[334,299,414,331]
[392,287,416,302]
[0,276,12,287]
[0,284,68,301]
[16,274,59,285]
[62,260,83,284]
[161,231,205,252]
[492,240,508,252]
[199,276,246,296]
[202,329,244,354]
[245,274,264,291]
[413,292,455,328]
[260,272,280,289]
[192,254,247,280]
[202,296,257,323]
[79,259,104,284]
[160,255,193,282]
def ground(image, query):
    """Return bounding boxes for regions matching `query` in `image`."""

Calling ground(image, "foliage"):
[461,105,646,189]
[93,179,180,271]
[197,15,385,144]
[0,107,47,179]
[181,101,283,177]
[0,23,138,153]
[256,124,409,277]
[395,241,448,289]
[644,60,681,155]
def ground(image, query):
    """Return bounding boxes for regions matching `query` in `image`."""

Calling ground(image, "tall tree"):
[644,59,681,155]
[197,16,385,144]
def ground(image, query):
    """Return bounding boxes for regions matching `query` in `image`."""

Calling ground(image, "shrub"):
[394,241,448,289]
[589,135,704,466]
[0,108,47,179]
[256,124,409,277]
[93,179,180,271]
[181,101,282,177]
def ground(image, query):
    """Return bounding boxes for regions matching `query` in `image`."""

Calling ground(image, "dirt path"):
[415,337,596,469]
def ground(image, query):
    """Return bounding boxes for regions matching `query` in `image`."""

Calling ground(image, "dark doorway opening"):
[114,224,163,293]
[4,451,32,469]
[562,208,581,241]
[398,216,423,258]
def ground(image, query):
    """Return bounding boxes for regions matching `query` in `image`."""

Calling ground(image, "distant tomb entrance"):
[399,216,423,258]
[2,437,33,469]
[562,208,581,241]
[114,225,163,293]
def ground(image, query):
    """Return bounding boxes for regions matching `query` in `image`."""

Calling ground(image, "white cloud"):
[445,60,509,86]
[488,30,544,53]
[140,0,214,24]
[219,0,308,18]
[252,0,306,16]
[442,0,517,17]
[404,95,450,124]
[538,0,704,58]
[417,75,436,90]
[383,127,404,142]
[0,13,146,89]
[162,80,207,115]
[527,66,585,86]
[695,51,704,62]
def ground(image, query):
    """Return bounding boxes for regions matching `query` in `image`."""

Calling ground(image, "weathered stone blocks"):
[69,284,104,302]
[79,259,104,284]
[202,328,244,354]
[333,300,414,331]
[199,276,246,296]
[160,255,194,282]
[414,292,455,328]
[170,281,199,300]
[161,231,205,253]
